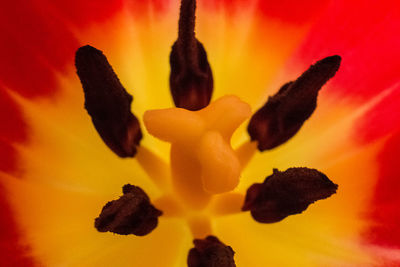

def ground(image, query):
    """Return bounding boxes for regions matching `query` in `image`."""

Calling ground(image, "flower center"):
[144,95,251,210]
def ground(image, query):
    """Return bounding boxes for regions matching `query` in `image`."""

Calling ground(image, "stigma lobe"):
[242,167,338,223]
[95,184,162,236]
[248,55,341,151]
[75,45,142,157]
[170,0,213,111]
[188,235,236,267]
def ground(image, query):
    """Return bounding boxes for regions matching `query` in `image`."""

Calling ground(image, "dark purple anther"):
[75,45,142,157]
[242,167,338,223]
[188,235,236,267]
[248,55,341,151]
[95,184,162,236]
[170,0,213,111]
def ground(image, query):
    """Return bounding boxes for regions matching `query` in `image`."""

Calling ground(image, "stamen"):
[187,215,212,238]
[75,45,142,157]
[235,141,258,170]
[136,146,171,191]
[248,55,341,151]
[170,0,213,111]
[242,167,338,223]
[95,184,162,236]
[153,195,184,217]
[209,193,245,216]
[188,236,236,267]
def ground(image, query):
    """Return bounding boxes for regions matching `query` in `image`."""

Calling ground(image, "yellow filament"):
[153,195,184,217]
[136,146,171,191]
[187,215,213,239]
[209,193,245,216]
[235,140,258,170]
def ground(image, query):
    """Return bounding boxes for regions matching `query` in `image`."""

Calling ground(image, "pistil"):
[143,95,251,209]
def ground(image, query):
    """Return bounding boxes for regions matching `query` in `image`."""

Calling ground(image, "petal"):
[367,131,400,249]
[1,172,185,266]
[1,80,182,265]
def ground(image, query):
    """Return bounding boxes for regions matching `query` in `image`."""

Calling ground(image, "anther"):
[95,184,162,236]
[188,235,236,267]
[75,45,142,157]
[248,55,341,151]
[170,0,213,111]
[242,167,338,223]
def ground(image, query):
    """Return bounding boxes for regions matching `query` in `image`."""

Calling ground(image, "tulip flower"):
[0,0,399,266]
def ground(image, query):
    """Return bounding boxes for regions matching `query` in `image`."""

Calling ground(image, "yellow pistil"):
[144,95,251,213]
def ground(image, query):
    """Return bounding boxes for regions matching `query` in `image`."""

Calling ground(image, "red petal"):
[367,132,400,248]
[292,0,400,98]
[357,83,400,142]
[0,184,36,266]
[0,0,80,97]
[201,0,330,23]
